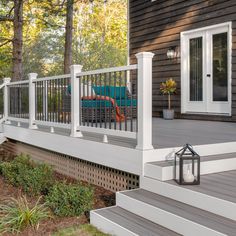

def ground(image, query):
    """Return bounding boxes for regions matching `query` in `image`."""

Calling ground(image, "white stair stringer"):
[140,176,236,221]
[116,189,236,236]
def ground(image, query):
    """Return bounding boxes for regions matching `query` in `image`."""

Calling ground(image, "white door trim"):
[181,22,232,116]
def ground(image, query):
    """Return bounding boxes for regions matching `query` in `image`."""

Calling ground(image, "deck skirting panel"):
[0,140,139,192]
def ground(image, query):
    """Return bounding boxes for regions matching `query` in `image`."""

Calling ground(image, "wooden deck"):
[167,170,236,204]
[9,118,236,149]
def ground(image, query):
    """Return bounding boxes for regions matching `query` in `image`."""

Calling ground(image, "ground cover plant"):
[0,153,115,235]
[46,182,93,217]
[53,224,110,236]
[0,196,50,234]
[0,154,54,196]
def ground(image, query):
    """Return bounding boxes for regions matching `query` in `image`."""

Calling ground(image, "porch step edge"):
[140,176,236,221]
[90,206,180,236]
[116,189,236,236]
[145,153,236,181]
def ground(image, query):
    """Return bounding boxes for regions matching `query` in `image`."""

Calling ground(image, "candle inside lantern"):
[183,165,195,183]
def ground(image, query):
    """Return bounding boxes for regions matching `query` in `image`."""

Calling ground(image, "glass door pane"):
[189,37,203,101]
[212,32,228,101]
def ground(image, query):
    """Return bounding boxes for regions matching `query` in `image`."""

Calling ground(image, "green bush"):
[0,154,54,195]
[0,154,33,185]
[46,182,94,217]
[0,196,50,234]
[19,163,54,195]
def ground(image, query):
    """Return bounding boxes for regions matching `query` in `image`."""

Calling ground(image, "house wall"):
[129,0,236,121]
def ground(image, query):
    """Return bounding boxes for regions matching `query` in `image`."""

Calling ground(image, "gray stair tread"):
[167,170,236,203]
[122,189,236,236]
[94,206,181,236]
[149,152,236,167]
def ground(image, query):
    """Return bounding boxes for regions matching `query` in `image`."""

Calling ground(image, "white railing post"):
[135,52,154,150]
[3,78,11,124]
[28,73,38,129]
[70,65,83,138]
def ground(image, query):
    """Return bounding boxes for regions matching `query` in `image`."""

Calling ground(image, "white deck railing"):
[0,52,154,150]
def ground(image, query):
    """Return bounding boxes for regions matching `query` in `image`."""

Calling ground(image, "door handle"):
[207,74,211,77]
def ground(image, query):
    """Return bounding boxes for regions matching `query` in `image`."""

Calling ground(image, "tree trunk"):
[168,94,171,110]
[64,0,74,74]
[12,0,23,81]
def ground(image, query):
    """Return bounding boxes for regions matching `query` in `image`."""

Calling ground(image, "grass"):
[52,224,110,236]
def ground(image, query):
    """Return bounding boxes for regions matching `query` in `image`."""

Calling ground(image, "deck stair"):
[145,152,236,181]
[91,160,236,235]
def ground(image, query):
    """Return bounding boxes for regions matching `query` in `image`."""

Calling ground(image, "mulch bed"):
[0,172,115,236]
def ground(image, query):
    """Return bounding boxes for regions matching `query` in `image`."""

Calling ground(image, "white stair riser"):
[116,192,227,236]
[140,177,236,221]
[144,142,236,163]
[145,158,236,181]
[90,210,137,236]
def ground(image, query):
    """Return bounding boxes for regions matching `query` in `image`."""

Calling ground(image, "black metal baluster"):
[56,79,59,123]
[40,81,42,121]
[130,72,133,132]
[87,75,90,127]
[114,72,117,130]
[124,71,127,131]
[90,75,93,128]
[119,71,122,131]
[95,75,98,128]
[108,72,111,129]
[86,75,90,127]
[99,73,102,128]
[82,76,85,126]
[53,80,55,123]
[62,78,65,124]
[49,80,52,122]
[104,73,107,129]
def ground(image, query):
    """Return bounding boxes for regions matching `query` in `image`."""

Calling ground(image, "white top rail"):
[8,80,29,86]
[76,64,138,77]
[33,74,71,82]
[0,83,5,89]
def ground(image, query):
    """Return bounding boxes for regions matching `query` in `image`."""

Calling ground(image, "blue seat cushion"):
[116,99,137,107]
[82,100,112,108]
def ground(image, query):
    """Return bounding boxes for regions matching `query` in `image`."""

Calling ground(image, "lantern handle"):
[175,143,200,157]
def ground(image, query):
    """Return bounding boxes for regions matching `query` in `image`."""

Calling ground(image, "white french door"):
[181,22,232,115]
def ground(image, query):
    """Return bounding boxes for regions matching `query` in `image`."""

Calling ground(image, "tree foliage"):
[0,0,127,79]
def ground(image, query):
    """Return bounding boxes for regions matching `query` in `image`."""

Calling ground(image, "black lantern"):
[175,144,200,185]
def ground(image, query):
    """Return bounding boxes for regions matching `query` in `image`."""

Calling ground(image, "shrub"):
[19,164,54,195]
[0,154,54,195]
[0,154,33,185]
[0,196,50,234]
[46,182,94,217]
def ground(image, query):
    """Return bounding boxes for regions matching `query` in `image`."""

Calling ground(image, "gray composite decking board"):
[122,189,236,235]
[95,206,181,236]
[200,173,236,188]
[7,118,236,149]
[167,170,236,203]
[149,153,236,167]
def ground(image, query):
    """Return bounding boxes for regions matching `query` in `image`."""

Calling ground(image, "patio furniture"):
[61,85,137,123]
